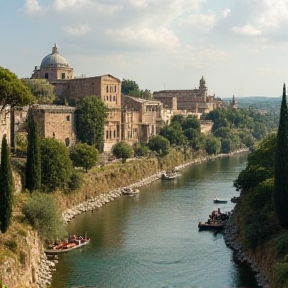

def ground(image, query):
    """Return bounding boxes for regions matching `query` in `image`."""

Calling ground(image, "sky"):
[1,0,288,98]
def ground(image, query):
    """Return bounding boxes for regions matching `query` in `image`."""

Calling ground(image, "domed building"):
[31,44,73,81]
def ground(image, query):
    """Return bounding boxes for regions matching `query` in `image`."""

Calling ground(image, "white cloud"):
[23,0,46,15]
[222,9,230,19]
[54,0,91,11]
[231,24,261,36]
[64,24,91,36]
[179,13,216,33]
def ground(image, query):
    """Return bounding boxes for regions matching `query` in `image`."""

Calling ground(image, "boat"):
[213,196,228,204]
[162,171,178,180]
[45,235,90,255]
[122,187,140,196]
[198,221,225,231]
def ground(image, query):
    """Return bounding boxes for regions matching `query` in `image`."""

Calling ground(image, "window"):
[106,86,109,93]
[113,96,116,101]
[115,85,117,92]
[106,131,109,139]
[110,95,112,101]
[62,73,65,79]
[45,73,49,79]
[114,130,116,138]
[109,131,112,138]
[66,115,70,121]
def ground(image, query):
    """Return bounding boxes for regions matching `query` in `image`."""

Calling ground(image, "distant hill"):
[222,96,281,113]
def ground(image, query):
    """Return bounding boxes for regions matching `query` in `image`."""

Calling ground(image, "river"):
[50,152,261,288]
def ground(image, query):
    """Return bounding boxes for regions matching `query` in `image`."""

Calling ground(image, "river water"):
[50,152,261,288]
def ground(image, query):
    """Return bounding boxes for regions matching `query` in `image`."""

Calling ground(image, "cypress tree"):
[25,111,41,192]
[0,135,13,233]
[274,83,288,228]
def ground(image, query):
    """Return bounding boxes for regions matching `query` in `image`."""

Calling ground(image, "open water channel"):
[50,151,261,288]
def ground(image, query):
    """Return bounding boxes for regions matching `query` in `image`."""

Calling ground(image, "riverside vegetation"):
[0,67,282,287]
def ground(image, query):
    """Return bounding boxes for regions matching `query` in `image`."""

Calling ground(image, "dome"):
[40,44,70,68]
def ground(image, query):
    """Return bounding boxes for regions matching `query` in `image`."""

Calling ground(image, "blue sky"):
[1,0,288,98]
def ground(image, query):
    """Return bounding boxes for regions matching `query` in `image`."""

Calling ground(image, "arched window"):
[106,131,109,139]
[109,131,112,138]
[106,86,109,93]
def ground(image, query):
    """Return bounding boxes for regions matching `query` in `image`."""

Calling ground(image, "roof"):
[40,44,70,69]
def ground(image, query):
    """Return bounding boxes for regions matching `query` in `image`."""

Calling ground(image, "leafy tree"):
[0,135,13,233]
[22,193,66,241]
[40,138,73,192]
[112,142,133,163]
[121,79,140,96]
[22,79,56,104]
[0,67,34,113]
[205,136,221,155]
[25,111,41,192]
[148,135,170,156]
[75,96,107,152]
[182,115,201,132]
[70,142,99,172]
[159,123,187,146]
[133,143,149,157]
[274,84,288,228]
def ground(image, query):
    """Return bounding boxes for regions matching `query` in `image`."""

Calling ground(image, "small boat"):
[231,196,239,203]
[213,196,228,204]
[198,221,225,231]
[122,188,140,196]
[162,172,178,180]
[45,235,90,255]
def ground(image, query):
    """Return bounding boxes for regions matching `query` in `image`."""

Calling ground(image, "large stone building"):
[121,96,163,145]
[31,45,121,152]
[153,76,223,114]
[30,104,76,148]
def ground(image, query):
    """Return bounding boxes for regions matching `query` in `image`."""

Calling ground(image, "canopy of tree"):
[148,135,170,156]
[0,67,34,112]
[75,96,107,152]
[22,79,56,104]
[121,79,152,99]
[112,141,133,163]
[40,137,73,192]
[70,142,99,172]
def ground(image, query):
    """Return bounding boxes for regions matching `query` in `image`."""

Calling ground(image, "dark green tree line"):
[274,84,288,228]
[25,111,41,192]
[0,135,13,233]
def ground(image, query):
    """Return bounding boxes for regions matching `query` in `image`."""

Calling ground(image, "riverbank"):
[40,149,249,287]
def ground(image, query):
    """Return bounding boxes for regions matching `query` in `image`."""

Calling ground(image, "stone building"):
[31,44,74,81]
[121,96,163,145]
[0,107,11,147]
[153,76,223,114]
[31,45,121,152]
[30,104,76,148]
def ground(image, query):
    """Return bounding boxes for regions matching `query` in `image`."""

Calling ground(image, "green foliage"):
[121,79,139,95]
[273,262,288,287]
[234,134,276,191]
[244,212,277,250]
[133,143,149,157]
[272,232,288,258]
[22,79,56,104]
[159,124,187,146]
[0,67,34,112]
[274,84,288,228]
[112,141,133,163]
[75,96,107,152]
[40,137,73,192]
[205,135,221,155]
[19,250,26,266]
[0,135,13,233]
[70,142,99,172]
[4,239,18,253]
[25,111,41,192]
[22,193,66,241]
[67,172,83,191]
[148,135,170,156]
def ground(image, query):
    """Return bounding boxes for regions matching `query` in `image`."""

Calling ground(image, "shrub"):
[4,239,18,253]
[19,250,26,266]
[272,232,288,258]
[273,262,288,287]
[22,193,67,241]
[67,172,83,192]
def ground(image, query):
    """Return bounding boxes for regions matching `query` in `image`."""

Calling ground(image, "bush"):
[273,262,288,287]
[67,172,83,192]
[22,193,67,241]
[133,143,149,157]
[112,141,133,163]
[4,239,18,253]
[272,232,288,258]
[19,250,26,266]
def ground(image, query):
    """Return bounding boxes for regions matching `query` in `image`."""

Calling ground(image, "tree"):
[22,79,56,104]
[205,136,221,155]
[112,141,133,163]
[0,67,34,113]
[22,193,66,241]
[148,135,170,156]
[75,96,107,152]
[40,137,73,192]
[274,84,288,228]
[25,111,41,192]
[0,135,13,233]
[70,142,99,172]
[121,79,140,96]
